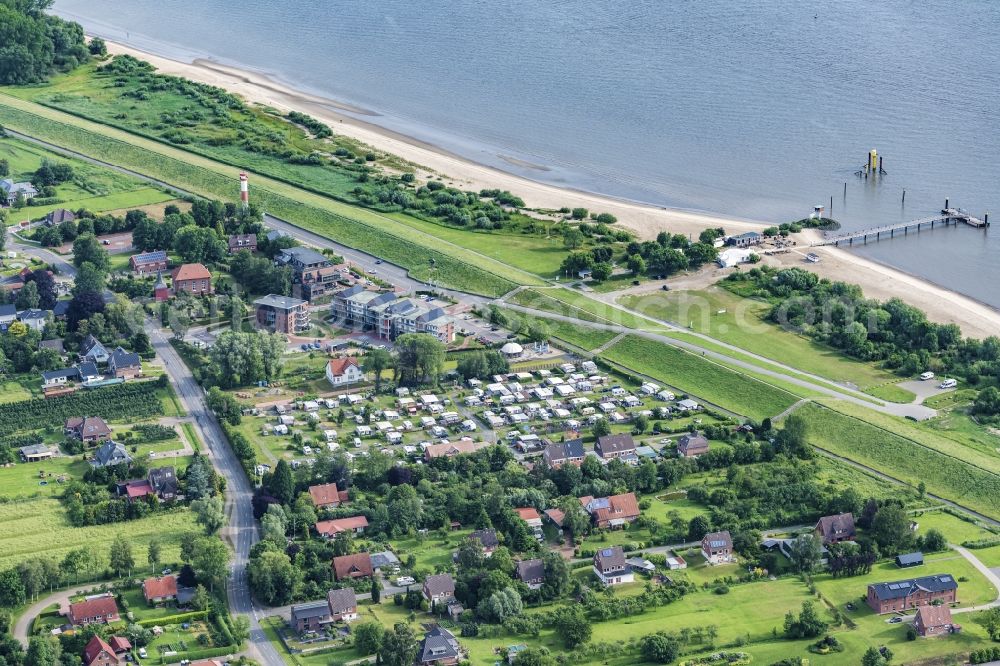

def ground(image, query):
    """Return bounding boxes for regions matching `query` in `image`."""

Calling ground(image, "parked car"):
[395,576,415,586]
[919,371,935,380]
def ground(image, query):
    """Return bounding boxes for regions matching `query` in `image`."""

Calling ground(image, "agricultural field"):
[793,401,1000,520]
[601,335,798,421]
[0,135,172,224]
[619,287,905,396]
[0,498,197,571]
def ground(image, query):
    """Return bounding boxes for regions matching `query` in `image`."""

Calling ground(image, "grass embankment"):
[794,401,1000,520]
[0,92,536,296]
[620,288,910,399]
[601,335,798,421]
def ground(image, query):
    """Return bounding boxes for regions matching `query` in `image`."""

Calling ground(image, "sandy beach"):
[103,40,1000,339]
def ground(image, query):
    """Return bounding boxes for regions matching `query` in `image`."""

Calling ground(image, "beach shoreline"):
[99,40,1000,338]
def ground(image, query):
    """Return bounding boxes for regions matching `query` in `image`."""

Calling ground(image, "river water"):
[52,0,1000,308]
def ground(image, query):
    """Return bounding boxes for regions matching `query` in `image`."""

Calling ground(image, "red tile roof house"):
[69,595,120,626]
[814,512,857,545]
[422,573,456,606]
[308,483,349,509]
[332,553,373,581]
[65,416,112,443]
[170,263,213,296]
[327,587,359,623]
[593,546,634,586]
[594,433,636,460]
[118,479,155,502]
[915,604,959,637]
[82,635,121,666]
[143,575,179,604]
[515,507,543,537]
[701,530,735,565]
[108,636,131,656]
[865,574,958,614]
[580,492,640,529]
[325,357,364,387]
[316,515,369,538]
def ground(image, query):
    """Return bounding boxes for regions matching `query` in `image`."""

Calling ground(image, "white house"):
[325,357,364,387]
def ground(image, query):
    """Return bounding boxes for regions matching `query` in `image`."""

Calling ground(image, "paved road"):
[950,544,1000,614]
[146,321,283,665]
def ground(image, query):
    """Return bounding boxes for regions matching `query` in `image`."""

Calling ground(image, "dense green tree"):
[25,268,56,309]
[14,281,39,310]
[363,348,391,393]
[25,636,60,666]
[0,1,91,85]
[192,496,225,535]
[269,460,296,506]
[190,536,228,591]
[71,234,109,271]
[393,333,444,386]
[109,534,134,577]
[378,623,418,666]
[640,633,680,663]
[354,621,384,655]
[552,605,591,648]
[973,387,1000,417]
[788,534,823,573]
[248,547,301,605]
[146,539,161,573]
[871,504,912,554]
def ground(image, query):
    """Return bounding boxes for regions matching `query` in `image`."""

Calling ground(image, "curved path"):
[950,544,1000,614]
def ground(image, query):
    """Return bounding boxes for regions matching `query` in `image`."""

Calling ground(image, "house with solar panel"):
[593,546,633,586]
[129,250,169,276]
[865,574,958,614]
[701,530,735,564]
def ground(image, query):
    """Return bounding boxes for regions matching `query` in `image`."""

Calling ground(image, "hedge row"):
[135,609,209,627]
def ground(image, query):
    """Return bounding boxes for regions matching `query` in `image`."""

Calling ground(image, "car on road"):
[375,259,382,264]
[138,648,148,659]
[395,576,415,586]
[888,616,902,624]
[367,268,377,275]
[301,343,309,350]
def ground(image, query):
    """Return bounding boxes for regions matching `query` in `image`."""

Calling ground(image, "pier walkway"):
[814,208,987,247]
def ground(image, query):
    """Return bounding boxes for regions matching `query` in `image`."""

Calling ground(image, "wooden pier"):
[814,207,988,247]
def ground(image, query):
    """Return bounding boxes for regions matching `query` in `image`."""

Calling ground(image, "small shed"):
[895,552,924,568]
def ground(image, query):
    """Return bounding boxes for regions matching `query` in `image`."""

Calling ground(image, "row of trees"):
[0,0,92,85]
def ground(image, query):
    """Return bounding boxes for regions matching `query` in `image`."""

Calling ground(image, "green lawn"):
[602,335,798,420]
[619,287,902,392]
[0,457,90,500]
[0,498,198,571]
[0,379,35,403]
[500,308,617,351]
[910,510,998,545]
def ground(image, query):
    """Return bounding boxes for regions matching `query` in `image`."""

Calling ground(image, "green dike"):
[601,335,799,421]
[0,92,540,296]
[792,401,1000,520]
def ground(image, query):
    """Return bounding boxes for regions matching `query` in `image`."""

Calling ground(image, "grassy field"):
[601,335,798,420]
[0,91,538,296]
[794,401,1000,520]
[500,307,618,351]
[619,288,904,393]
[0,498,198,571]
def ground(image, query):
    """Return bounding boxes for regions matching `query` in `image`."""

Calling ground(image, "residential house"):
[0,304,16,329]
[42,367,80,388]
[315,516,369,538]
[542,438,585,468]
[326,357,364,387]
[595,433,636,460]
[814,513,857,545]
[717,248,754,268]
[308,483,348,509]
[118,479,154,502]
[0,179,38,205]
[515,559,545,590]
[228,234,258,254]
[254,294,309,334]
[108,347,142,379]
[701,530,735,564]
[80,334,110,364]
[417,626,462,666]
[327,587,359,623]
[677,432,710,457]
[915,604,958,637]
[65,416,113,443]
[370,550,401,574]
[423,440,490,461]
[593,546,634,586]
[91,441,131,468]
[17,308,48,332]
[171,263,213,295]
[107,637,131,657]
[896,552,924,568]
[866,574,958,614]
[82,635,120,666]
[332,553,373,581]
[422,573,456,606]
[44,208,75,227]
[276,247,334,301]
[581,492,640,529]
[727,231,763,248]
[290,600,332,633]
[515,507,543,538]
[469,529,500,556]
[18,443,53,462]
[39,338,65,356]
[129,250,169,275]
[142,575,178,604]
[148,466,179,500]
[69,595,120,626]
[53,300,70,320]
[78,362,101,383]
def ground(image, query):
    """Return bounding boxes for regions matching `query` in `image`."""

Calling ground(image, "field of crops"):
[0,498,197,571]
[601,335,798,420]
[0,93,536,296]
[794,401,1000,519]
[0,382,165,434]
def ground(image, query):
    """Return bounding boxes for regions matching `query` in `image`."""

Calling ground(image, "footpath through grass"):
[0,92,538,296]
[794,401,1000,520]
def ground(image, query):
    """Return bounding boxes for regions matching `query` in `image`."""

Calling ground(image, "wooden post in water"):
[829,196,833,216]
[844,182,847,197]
[902,189,905,204]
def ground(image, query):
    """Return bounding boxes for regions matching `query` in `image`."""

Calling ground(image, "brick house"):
[701,530,735,565]
[418,626,462,666]
[142,575,178,604]
[327,587,359,623]
[82,635,120,666]
[593,546,634,586]
[148,466,179,501]
[332,553,373,581]
[108,347,142,380]
[677,432,709,457]
[228,234,258,254]
[290,600,332,633]
[915,604,958,636]
[315,515,369,538]
[542,438,585,468]
[866,574,958,614]
[65,416,112,443]
[595,433,636,460]
[69,595,120,626]
[171,263,213,296]
[814,512,857,545]
[308,483,348,509]
[254,294,309,334]
[580,492,640,529]
[129,250,168,276]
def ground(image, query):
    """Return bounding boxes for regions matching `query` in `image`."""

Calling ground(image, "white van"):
[938,378,957,389]
[919,371,935,381]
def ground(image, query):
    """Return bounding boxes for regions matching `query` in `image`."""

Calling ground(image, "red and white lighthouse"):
[239,172,249,207]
